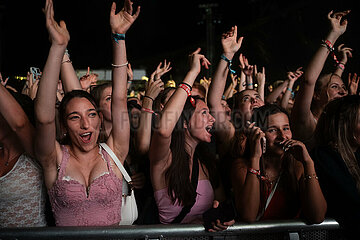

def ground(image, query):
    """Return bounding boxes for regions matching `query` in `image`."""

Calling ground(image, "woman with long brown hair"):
[232,104,326,223]
[313,95,360,239]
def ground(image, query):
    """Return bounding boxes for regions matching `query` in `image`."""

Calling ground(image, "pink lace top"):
[48,145,122,226]
[154,180,214,224]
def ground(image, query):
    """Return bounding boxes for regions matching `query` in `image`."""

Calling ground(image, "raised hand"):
[44,0,69,46]
[242,56,253,77]
[337,44,353,64]
[127,63,134,81]
[188,48,211,74]
[281,139,312,165]
[245,121,265,160]
[0,73,9,86]
[254,65,265,87]
[348,73,359,95]
[221,26,243,55]
[287,67,303,83]
[154,60,172,80]
[110,0,140,34]
[327,10,350,37]
[146,72,165,101]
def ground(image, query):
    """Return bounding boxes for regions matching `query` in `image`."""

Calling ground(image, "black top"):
[311,146,360,239]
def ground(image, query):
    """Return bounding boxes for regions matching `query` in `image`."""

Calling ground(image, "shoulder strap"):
[99,143,132,183]
[171,156,199,223]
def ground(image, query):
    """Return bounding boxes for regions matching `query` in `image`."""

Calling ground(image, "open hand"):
[110,0,140,34]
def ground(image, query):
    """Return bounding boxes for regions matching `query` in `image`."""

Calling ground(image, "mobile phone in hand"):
[30,67,41,83]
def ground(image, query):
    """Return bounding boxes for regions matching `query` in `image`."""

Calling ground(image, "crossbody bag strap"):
[171,156,199,223]
[99,143,132,183]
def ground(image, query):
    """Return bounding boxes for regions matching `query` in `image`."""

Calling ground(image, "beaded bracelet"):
[112,33,125,44]
[287,87,293,92]
[303,173,319,181]
[220,54,236,74]
[111,62,128,68]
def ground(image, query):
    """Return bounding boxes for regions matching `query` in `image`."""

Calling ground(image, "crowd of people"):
[1,0,360,239]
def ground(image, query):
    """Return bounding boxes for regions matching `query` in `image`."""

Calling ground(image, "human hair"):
[153,87,176,113]
[8,90,35,126]
[166,96,218,206]
[90,82,112,107]
[192,82,206,98]
[58,90,100,145]
[314,95,360,192]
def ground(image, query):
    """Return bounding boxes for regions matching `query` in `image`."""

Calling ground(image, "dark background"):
[0,0,359,85]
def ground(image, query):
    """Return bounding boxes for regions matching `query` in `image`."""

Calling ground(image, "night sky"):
[1,0,359,84]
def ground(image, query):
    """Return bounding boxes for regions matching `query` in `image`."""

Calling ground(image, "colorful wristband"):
[112,33,125,44]
[220,54,236,74]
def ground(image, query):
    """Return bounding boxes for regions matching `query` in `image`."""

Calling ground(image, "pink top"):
[48,145,122,226]
[154,180,214,224]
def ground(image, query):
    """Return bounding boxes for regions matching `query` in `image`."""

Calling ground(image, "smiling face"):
[64,97,102,152]
[186,100,215,143]
[326,75,348,101]
[265,112,292,156]
[98,86,112,122]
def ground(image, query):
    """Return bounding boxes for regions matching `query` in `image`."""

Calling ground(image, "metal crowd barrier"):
[0,218,344,240]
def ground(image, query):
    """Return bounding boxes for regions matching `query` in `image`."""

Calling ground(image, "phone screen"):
[30,67,41,82]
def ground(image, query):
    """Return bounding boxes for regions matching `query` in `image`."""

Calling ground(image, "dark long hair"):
[166,96,218,206]
[250,104,299,207]
[314,95,360,192]
[58,90,100,145]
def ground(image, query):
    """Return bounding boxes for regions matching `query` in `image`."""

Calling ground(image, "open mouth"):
[80,132,92,143]
[205,125,213,135]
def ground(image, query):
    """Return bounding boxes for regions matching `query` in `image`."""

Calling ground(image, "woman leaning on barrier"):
[231,104,327,223]
[34,0,138,226]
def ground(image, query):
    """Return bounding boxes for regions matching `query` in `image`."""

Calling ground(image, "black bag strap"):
[171,156,199,223]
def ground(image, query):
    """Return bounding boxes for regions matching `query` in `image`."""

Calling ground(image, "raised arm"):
[265,80,288,104]
[106,0,140,163]
[231,123,265,222]
[207,26,243,143]
[35,0,69,174]
[0,84,35,157]
[149,48,210,167]
[280,67,303,110]
[333,43,352,77]
[60,49,82,92]
[254,65,266,101]
[136,67,165,155]
[291,10,349,133]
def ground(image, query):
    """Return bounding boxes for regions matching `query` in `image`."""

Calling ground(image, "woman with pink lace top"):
[34,0,139,226]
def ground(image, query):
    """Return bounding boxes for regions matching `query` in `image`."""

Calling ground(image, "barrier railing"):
[0,218,343,240]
